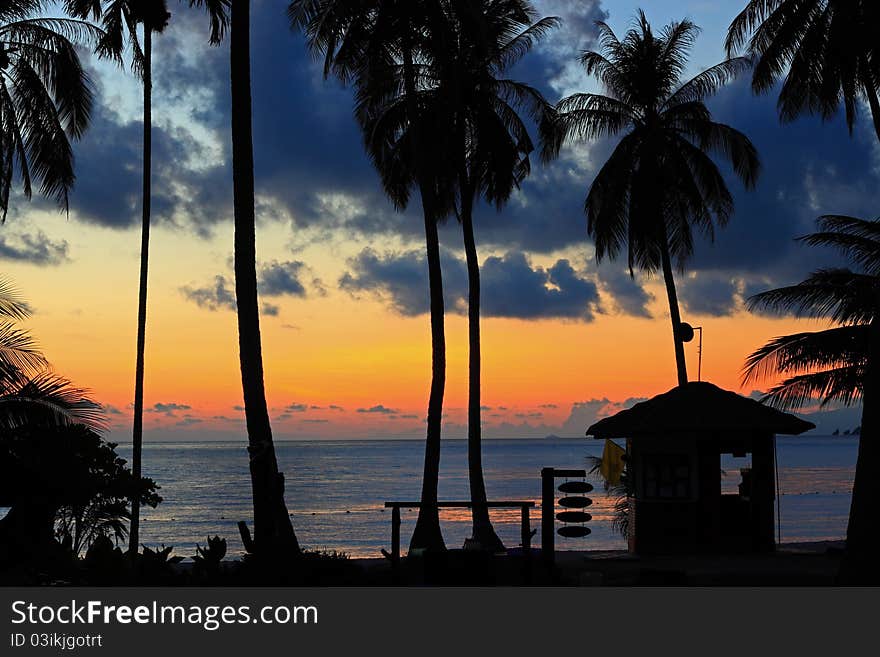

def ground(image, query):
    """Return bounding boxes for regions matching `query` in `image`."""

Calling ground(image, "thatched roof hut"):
[586,382,814,555]
[587,382,815,438]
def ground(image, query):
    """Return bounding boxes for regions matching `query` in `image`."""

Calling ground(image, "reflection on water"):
[103,436,857,558]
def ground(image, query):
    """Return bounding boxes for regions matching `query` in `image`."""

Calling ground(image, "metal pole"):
[541,468,555,567]
[696,326,703,381]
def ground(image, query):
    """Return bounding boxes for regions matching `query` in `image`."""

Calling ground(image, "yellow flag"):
[600,439,625,486]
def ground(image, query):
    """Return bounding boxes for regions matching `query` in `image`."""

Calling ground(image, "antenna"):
[679,322,704,381]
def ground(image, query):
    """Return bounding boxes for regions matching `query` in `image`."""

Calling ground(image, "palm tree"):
[230,0,299,557]
[290,0,454,552]
[437,0,557,551]
[726,1,880,142]
[0,1,99,221]
[544,11,760,386]
[744,214,880,582]
[63,0,227,554]
[0,278,104,430]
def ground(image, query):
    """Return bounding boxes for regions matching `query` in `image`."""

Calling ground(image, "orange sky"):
[2,208,821,441]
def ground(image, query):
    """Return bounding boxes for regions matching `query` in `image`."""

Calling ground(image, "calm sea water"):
[90,436,860,559]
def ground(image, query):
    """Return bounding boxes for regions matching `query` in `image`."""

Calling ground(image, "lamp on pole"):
[679,322,704,381]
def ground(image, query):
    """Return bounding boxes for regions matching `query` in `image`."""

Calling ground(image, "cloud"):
[679,273,742,318]
[341,248,601,321]
[57,0,880,330]
[356,404,399,415]
[180,275,236,311]
[284,403,309,413]
[599,268,654,318]
[182,260,320,315]
[0,231,70,266]
[258,260,309,297]
[147,402,193,418]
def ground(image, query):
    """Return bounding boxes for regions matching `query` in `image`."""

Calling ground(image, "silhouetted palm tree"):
[0,1,98,221]
[437,0,557,551]
[744,214,880,582]
[545,11,760,386]
[63,0,227,554]
[290,0,454,552]
[0,277,104,431]
[727,0,880,141]
[230,0,299,556]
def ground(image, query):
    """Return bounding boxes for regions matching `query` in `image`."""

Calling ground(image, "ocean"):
[89,435,859,559]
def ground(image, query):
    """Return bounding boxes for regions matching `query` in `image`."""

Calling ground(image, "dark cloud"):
[685,78,880,291]
[258,260,308,297]
[284,403,309,413]
[679,274,741,318]
[0,231,70,266]
[180,275,236,311]
[598,267,654,318]
[356,405,398,415]
[147,402,192,417]
[341,248,601,321]
[61,1,880,329]
[182,260,318,314]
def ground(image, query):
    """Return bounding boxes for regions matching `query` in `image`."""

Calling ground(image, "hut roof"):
[586,382,815,439]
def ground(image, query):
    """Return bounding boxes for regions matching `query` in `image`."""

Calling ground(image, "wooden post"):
[521,505,531,551]
[541,468,555,567]
[237,521,255,554]
[391,505,401,566]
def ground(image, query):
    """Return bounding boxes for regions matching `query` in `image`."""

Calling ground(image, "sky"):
[2,0,878,441]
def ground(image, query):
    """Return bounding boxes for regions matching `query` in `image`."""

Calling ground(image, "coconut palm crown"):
[544,11,761,386]
[726,0,880,140]
[743,214,880,408]
[0,3,100,221]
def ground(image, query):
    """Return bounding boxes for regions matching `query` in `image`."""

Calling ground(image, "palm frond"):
[0,371,107,431]
[747,269,879,325]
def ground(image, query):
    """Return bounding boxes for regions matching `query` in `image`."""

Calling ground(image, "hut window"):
[643,455,691,499]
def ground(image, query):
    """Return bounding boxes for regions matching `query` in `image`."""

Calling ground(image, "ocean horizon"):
[48,435,852,559]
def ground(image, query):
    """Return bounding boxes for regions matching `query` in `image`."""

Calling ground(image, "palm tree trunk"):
[839,319,880,583]
[230,0,299,557]
[401,40,446,553]
[128,25,151,555]
[460,181,503,552]
[659,228,688,387]
[860,62,880,143]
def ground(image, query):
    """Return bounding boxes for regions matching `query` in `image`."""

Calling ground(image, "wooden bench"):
[382,500,536,564]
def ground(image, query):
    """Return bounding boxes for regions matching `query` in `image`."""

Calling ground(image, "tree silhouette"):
[436,0,557,551]
[0,278,126,563]
[0,1,99,221]
[291,0,456,552]
[63,0,228,554]
[545,11,760,386]
[744,214,880,582]
[230,0,299,557]
[727,0,880,141]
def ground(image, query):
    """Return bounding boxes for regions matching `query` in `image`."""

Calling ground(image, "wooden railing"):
[382,501,536,564]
